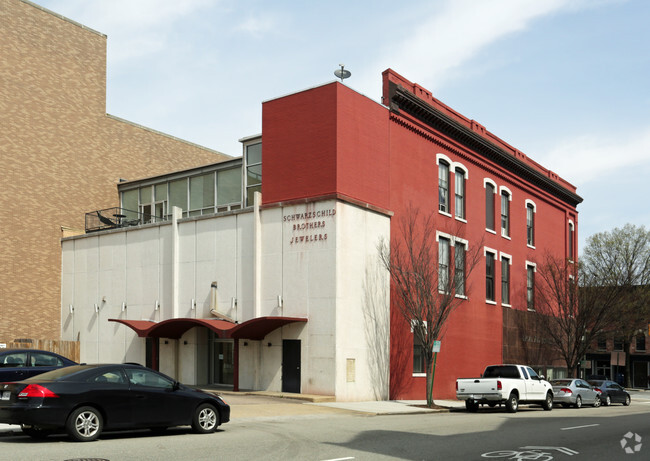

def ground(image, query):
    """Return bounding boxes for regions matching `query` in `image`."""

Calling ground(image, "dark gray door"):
[282,340,301,393]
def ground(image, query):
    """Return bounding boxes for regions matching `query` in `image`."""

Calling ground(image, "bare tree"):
[378,207,483,407]
[534,253,621,378]
[581,224,650,386]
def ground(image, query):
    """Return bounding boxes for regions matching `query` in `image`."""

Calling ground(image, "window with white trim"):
[438,161,450,213]
[486,250,496,302]
[438,236,450,292]
[526,263,536,310]
[568,221,575,261]
[501,255,511,305]
[501,189,510,237]
[485,180,496,232]
[526,202,535,247]
[455,241,466,297]
[454,167,466,220]
[411,320,426,374]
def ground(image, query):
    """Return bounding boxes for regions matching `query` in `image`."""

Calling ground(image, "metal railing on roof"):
[85,207,162,233]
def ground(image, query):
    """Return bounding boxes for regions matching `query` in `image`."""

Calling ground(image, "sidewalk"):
[0,396,464,435]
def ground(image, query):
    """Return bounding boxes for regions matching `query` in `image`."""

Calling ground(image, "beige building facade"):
[0,0,230,339]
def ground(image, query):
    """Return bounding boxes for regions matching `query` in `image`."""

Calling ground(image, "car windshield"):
[22,365,97,382]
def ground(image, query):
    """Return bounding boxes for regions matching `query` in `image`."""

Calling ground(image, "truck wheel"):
[505,393,518,413]
[465,400,479,412]
[542,392,553,411]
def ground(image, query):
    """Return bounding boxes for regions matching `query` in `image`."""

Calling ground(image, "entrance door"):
[282,340,301,393]
[208,333,234,385]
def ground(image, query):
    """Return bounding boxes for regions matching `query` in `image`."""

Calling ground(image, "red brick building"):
[262,69,581,398]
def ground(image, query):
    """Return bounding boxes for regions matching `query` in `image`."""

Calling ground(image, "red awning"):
[109,316,307,340]
[229,316,308,340]
[109,319,156,337]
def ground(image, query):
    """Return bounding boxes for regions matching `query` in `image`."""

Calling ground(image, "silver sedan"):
[550,378,601,408]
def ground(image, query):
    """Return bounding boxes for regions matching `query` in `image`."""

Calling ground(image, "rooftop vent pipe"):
[209,281,235,323]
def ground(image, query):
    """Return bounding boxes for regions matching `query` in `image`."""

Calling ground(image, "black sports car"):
[0,363,230,441]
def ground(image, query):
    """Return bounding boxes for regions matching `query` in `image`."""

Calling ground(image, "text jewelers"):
[284,208,336,244]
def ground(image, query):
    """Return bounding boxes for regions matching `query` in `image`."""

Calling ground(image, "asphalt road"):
[0,393,648,461]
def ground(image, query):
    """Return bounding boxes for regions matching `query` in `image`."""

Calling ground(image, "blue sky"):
[34,0,650,252]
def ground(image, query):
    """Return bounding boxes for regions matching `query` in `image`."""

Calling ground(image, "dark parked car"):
[588,380,631,406]
[0,363,230,441]
[0,349,76,381]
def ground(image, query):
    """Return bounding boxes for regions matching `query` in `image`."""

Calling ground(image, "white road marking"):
[321,458,355,461]
[560,424,600,431]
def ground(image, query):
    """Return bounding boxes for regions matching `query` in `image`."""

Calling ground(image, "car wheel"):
[574,396,582,409]
[66,406,103,442]
[605,395,611,406]
[593,396,601,408]
[623,395,631,406]
[505,393,518,413]
[542,392,553,411]
[21,425,53,439]
[192,403,219,434]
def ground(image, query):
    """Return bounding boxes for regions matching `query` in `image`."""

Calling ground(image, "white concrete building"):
[61,150,390,401]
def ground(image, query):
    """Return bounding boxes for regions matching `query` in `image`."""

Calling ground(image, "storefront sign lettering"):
[285,207,335,245]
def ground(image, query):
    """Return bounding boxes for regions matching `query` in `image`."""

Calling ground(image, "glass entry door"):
[208,332,233,385]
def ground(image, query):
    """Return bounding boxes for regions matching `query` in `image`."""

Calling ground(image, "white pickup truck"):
[456,364,554,413]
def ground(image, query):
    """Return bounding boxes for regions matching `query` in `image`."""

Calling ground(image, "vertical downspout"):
[172,206,181,319]
[253,191,262,319]
[233,339,240,392]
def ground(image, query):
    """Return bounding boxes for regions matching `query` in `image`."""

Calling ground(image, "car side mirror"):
[172,381,180,391]
[539,375,545,380]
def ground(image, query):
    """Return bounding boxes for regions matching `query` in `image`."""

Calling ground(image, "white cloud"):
[541,126,650,186]
[42,0,216,62]
[235,15,279,38]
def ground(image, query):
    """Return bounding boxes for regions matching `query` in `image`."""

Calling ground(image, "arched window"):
[438,160,450,213]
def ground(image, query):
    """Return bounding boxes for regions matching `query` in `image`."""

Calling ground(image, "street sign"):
[432,340,441,353]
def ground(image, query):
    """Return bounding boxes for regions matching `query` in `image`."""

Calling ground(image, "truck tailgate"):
[457,378,500,396]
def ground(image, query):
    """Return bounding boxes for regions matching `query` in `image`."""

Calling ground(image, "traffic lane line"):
[561,423,600,430]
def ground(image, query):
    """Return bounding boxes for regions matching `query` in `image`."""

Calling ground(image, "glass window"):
[88,369,127,384]
[121,189,139,220]
[485,183,495,231]
[501,191,510,237]
[597,338,607,350]
[412,322,426,374]
[0,352,27,367]
[439,161,449,213]
[569,222,575,261]
[126,368,174,389]
[486,252,495,302]
[245,143,262,207]
[501,257,510,305]
[454,168,465,219]
[455,242,466,296]
[527,265,535,310]
[614,338,623,351]
[527,204,535,246]
[217,167,242,206]
[169,179,188,213]
[636,335,646,351]
[438,237,450,291]
[31,352,62,367]
[190,173,215,215]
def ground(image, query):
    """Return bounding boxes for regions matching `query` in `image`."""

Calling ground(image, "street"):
[0,392,648,461]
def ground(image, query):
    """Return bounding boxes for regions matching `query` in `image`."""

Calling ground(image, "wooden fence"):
[0,339,80,363]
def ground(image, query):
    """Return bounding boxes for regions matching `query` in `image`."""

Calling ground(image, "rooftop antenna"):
[334,64,351,83]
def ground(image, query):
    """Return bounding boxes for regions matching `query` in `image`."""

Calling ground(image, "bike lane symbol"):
[482,446,578,460]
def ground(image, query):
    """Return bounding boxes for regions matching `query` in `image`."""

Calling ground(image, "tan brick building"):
[0,0,230,340]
